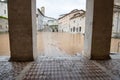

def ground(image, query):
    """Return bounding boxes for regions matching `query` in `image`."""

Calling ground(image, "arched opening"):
[73,27,75,32]
[71,28,72,32]
[79,27,81,32]
[76,27,78,32]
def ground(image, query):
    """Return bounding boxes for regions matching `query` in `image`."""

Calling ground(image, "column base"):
[90,55,111,60]
[9,57,34,62]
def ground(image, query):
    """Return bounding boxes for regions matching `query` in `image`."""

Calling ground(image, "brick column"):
[8,0,37,61]
[84,0,114,60]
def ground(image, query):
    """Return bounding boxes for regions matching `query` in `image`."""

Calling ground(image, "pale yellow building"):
[70,12,85,33]
[58,9,85,32]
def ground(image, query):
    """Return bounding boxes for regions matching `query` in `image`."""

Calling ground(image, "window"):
[74,20,75,23]
[0,25,2,29]
[79,27,81,32]
[73,27,75,32]
[4,10,6,14]
[71,28,72,32]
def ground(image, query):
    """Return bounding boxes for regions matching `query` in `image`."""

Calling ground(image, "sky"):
[36,0,86,19]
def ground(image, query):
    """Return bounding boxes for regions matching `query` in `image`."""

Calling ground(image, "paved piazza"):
[1,32,120,56]
[0,32,120,80]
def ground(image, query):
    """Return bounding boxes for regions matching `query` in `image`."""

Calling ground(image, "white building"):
[36,8,44,31]
[47,18,58,26]
[58,9,85,33]
[47,19,58,32]
[0,0,8,32]
[0,0,7,18]
[43,16,58,32]
[112,5,120,37]
[70,12,85,33]
[37,7,58,32]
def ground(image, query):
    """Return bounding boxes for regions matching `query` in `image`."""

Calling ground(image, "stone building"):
[70,12,85,33]
[58,9,85,33]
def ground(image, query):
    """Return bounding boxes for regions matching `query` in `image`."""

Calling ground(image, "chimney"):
[41,7,45,15]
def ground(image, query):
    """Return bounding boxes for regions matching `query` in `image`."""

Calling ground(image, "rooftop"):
[58,9,85,20]
[70,12,85,20]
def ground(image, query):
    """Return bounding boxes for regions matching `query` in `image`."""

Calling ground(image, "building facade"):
[0,0,7,18]
[43,16,58,32]
[112,5,120,37]
[70,12,85,33]
[36,8,44,31]
[46,17,58,32]
[0,0,8,32]
[58,9,85,33]
[37,7,58,32]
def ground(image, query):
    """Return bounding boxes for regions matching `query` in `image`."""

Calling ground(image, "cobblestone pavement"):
[0,55,120,80]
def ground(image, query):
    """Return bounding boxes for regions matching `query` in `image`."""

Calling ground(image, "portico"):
[8,0,114,61]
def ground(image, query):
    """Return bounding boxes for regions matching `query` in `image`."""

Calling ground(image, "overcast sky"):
[36,0,86,19]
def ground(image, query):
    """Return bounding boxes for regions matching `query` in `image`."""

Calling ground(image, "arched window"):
[73,27,75,32]
[0,25,2,29]
[79,27,81,32]
[71,28,72,32]
[76,28,78,32]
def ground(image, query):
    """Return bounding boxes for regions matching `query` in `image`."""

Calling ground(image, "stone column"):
[84,0,114,60]
[8,0,37,61]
